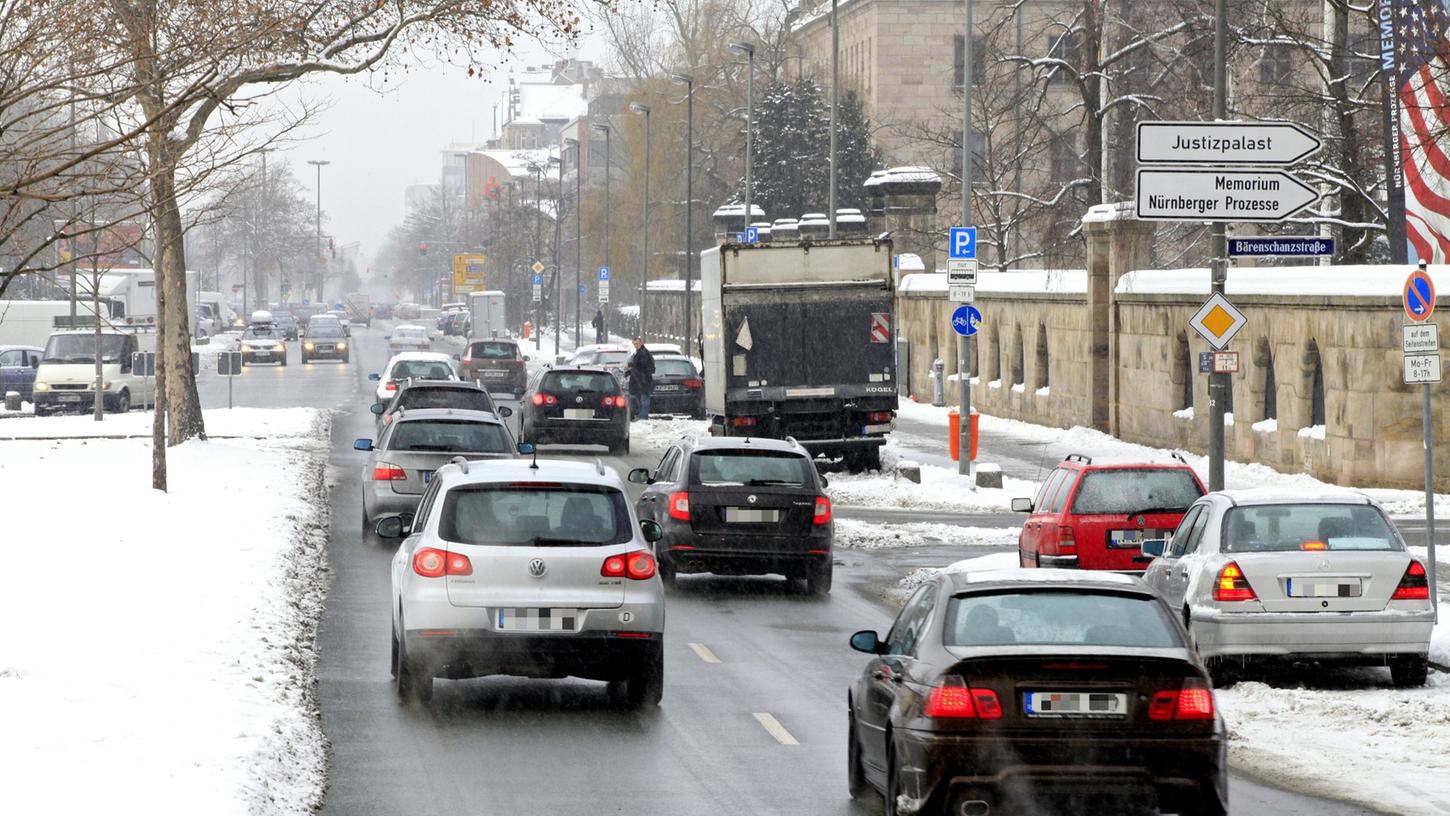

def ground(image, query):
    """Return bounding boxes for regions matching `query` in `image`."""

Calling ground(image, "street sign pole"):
[1404,269,1439,616]
[960,0,973,480]
[1424,379,1437,616]
[1208,0,1228,493]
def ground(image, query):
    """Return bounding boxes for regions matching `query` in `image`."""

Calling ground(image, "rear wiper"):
[528,537,594,547]
[747,479,801,486]
[1123,506,1187,517]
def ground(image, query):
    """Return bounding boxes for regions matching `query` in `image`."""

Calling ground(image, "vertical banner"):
[1385,0,1450,263]
[1379,0,1408,262]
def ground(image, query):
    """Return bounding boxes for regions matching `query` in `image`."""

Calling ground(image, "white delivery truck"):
[468,290,507,339]
[0,300,101,348]
[343,292,372,327]
[30,317,156,415]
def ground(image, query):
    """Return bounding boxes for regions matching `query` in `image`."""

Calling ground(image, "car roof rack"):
[449,455,469,474]
[1169,451,1189,465]
[784,436,801,449]
[1064,453,1091,464]
[595,458,606,476]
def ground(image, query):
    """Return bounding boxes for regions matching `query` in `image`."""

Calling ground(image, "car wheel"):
[847,706,868,799]
[806,561,833,596]
[608,643,663,709]
[393,626,433,704]
[1391,655,1429,687]
[361,504,371,537]
[390,627,399,679]
[280,355,287,367]
[113,389,131,414]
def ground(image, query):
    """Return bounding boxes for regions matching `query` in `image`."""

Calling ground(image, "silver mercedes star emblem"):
[1318,560,1331,571]
[528,558,547,578]
[747,495,758,504]
[1136,516,1145,527]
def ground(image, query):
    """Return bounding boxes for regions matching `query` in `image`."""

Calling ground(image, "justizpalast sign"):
[1136,121,1323,165]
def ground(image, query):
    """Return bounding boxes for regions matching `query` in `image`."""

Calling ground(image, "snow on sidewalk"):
[828,463,1037,513]
[0,406,318,439]
[834,518,1020,550]
[0,408,332,815]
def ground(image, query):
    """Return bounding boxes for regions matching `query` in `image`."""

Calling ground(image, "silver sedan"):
[1140,488,1434,686]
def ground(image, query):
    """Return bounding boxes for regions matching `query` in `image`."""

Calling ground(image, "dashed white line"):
[752,712,799,746]
[688,642,721,664]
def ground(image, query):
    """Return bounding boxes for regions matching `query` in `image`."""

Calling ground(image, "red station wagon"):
[1012,454,1207,571]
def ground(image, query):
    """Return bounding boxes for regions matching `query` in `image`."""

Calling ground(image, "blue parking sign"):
[744,226,759,244]
[598,266,610,281]
[949,227,977,259]
[532,273,543,286]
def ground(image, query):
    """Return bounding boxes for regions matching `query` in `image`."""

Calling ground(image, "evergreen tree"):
[745,79,879,221]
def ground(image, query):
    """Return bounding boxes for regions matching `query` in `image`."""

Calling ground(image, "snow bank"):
[631,417,710,456]
[1116,263,1450,298]
[827,463,1037,513]
[834,518,1019,550]
[0,406,321,440]
[896,552,1022,599]
[0,408,331,815]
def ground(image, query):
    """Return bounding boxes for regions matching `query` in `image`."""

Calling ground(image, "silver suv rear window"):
[440,485,632,546]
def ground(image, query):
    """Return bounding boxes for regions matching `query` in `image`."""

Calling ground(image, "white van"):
[30,326,156,415]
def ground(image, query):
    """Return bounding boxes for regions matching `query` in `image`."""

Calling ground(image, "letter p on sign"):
[950,227,977,259]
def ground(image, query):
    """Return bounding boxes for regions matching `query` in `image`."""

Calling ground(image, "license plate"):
[654,384,680,392]
[59,394,81,402]
[317,345,334,352]
[421,470,435,483]
[1024,691,1128,719]
[481,370,507,378]
[496,607,580,632]
[1286,577,1362,598]
[1108,529,1168,549]
[724,507,780,523]
[564,408,595,419]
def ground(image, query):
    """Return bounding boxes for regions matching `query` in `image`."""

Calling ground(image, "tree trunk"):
[150,163,206,444]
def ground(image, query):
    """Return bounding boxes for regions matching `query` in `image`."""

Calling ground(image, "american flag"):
[1396,0,1450,261]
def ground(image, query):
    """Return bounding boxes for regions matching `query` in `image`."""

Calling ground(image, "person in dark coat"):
[591,309,606,344]
[626,336,655,420]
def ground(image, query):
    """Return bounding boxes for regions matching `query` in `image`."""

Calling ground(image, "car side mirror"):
[1141,538,1169,558]
[353,438,374,451]
[627,467,652,484]
[375,515,412,539]
[497,406,513,418]
[517,441,536,455]
[368,373,380,381]
[31,358,40,369]
[639,519,663,543]
[523,355,531,362]
[849,630,884,655]
[453,354,461,361]
[819,475,829,488]
[369,403,385,415]
[1011,497,1034,513]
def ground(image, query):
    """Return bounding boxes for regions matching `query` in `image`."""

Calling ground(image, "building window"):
[1047,30,1082,84]
[953,35,987,87]
[1034,325,1049,390]
[1050,131,1077,181]
[1259,44,1293,85]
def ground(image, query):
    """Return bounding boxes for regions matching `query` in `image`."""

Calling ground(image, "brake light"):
[385,380,397,392]
[412,547,472,578]
[601,395,628,408]
[532,393,559,406]
[601,554,626,577]
[371,463,407,481]
[683,378,703,389]
[813,496,832,525]
[602,551,656,580]
[1213,561,1257,602]
[1300,540,1327,551]
[867,411,894,422]
[1392,560,1431,600]
[1148,678,1215,721]
[729,416,756,428]
[668,491,691,521]
[923,680,1002,720]
[1056,525,1077,555]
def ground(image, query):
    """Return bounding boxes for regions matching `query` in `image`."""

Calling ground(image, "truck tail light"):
[668,491,691,521]
[413,547,472,578]
[372,463,407,481]
[532,393,559,406]
[1148,678,1215,721]
[1212,561,1257,602]
[683,378,703,389]
[729,416,756,428]
[813,496,832,525]
[1392,560,1430,600]
[867,411,894,422]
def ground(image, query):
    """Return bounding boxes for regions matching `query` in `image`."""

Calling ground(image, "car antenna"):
[529,445,540,470]
[595,457,606,476]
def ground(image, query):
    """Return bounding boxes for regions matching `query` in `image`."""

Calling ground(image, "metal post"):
[308,160,330,304]
[571,137,583,345]
[1426,383,1439,616]
[594,123,612,339]
[535,164,543,351]
[632,103,652,342]
[554,157,563,356]
[671,74,695,356]
[731,42,756,227]
[958,0,973,477]
[91,239,103,422]
[259,149,270,308]
[1208,0,1228,491]
[829,0,839,239]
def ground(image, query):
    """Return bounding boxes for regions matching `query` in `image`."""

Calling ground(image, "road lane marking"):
[752,712,799,746]
[688,642,721,664]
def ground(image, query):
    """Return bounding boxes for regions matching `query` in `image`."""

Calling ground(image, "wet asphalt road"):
[197,323,1383,816]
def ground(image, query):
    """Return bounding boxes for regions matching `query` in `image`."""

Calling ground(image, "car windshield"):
[694,451,810,486]
[390,360,454,380]
[469,342,518,359]
[540,371,619,393]
[397,388,493,413]
[1223,503,1399,552]
[595,351,629,366]
[387,420,511,453]
[243,327,279,340]
[945,590,1182,649]
[440,485,631,546]
[1069,468,1203,515]
[396,328,427,339]
[42,333,127,364]
[308,326,344,338]
[656,359,697,377]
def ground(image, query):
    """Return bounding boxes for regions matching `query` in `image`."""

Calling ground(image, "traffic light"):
[418,241,429,256]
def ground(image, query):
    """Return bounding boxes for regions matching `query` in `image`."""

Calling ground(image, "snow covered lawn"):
[0,406,319,439]
[0,408,332,815]
[834,518,1019,550]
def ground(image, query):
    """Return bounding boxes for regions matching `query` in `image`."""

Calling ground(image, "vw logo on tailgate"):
[528,558,548,578]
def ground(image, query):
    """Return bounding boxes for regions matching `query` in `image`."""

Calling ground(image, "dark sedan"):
[628,436,831,593]
[371,379,507,432]
[301,324,350,363]
[648,354,704,418]
[521,367,630,454]
[848,570,1226,816]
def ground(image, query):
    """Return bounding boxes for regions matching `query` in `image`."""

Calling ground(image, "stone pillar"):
[1082,202,1155,434]
[875,167,942,274]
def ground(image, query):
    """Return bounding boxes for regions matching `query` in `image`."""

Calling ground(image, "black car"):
[521,367,630,454]
[371,379,508,432]
[648,354,704,418]
[847,571,1227,816]
[301,323,349,363]
[628,436,831,593]
[273,311,300,341]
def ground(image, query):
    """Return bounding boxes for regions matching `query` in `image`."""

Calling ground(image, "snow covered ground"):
[0,408,332,815]
[834,518,1019,550]
[827,463,1037,513]
[0,406,320,439]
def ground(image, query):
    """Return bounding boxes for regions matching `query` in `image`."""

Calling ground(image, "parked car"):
[300,323,349,363]
[355,408,517,530]
[0,344,43,403]
[1011,454,1206,571]
[1139,488,1435,686]
[387,324,432,354]
[370,352,459,404]
[460,337,530,397]
[648,354,705,418]
[372,380,506,432]
[371,303,394,321]
[442,311,470,337]
[378,457,666,706]
[847,569,1226,816]
[569,344,631,369]
[396,302,422,320]
[628,436,831,592]
[521,367,630,454]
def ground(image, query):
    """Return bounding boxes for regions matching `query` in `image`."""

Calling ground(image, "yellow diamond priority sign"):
[532,261,545,274]
[1189,292,1247,350]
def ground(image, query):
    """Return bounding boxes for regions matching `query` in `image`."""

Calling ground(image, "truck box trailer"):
[469,290,507,339]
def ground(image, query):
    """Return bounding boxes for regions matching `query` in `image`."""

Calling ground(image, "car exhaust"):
[958,801,990,816]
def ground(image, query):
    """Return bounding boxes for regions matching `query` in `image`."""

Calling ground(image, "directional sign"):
[1212,351,1240,374]
[949,227,977,259]
[1404,270,1436,322]
[1404,324,1440,354]
[1189,293,1247,350]
[1405,354,1442,384]
[744,226,760,244]
[131,352,155,377]
[951,305,982,337]
[1227,236,1335,258]
[1136,169,1320,222]
[217,351,244,376]
[1136,121,1322,166]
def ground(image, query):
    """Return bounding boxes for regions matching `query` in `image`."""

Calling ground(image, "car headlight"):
[304,342,315,350]
[241,345,254,352]
[33,382,50,392]
[337,342,347,350]
[102,380,112,390]
[273,344,285,351]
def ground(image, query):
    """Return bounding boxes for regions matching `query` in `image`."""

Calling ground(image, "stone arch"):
[1255,337,1277,422]
[984,324,1000,383]
[1034,324,1049,390]
[1304,339,1326,427]
[1010,324,1025,386]
[1175,331,1192,412]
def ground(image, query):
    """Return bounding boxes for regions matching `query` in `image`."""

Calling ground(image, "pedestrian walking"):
[626,336,655,420]
[591,309,606,344]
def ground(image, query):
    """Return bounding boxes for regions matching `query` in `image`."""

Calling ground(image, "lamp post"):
[534,160,544,350]
[258,148,272,308]
[828,0,839,238]
[729,42,755,227]
[630,102,652,341]
[566,136,583,346]
[307,159,330,303]
[671,72,695,355]
[551,154,563,356]
[592,121,612,340]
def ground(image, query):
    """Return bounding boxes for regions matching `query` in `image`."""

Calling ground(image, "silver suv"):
[379,457,667,707]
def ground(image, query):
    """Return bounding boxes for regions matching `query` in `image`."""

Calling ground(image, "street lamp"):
[670,72,695,355]
[550,153,563,356]
[307,159,330,303]
[592,121,612,340]
[629,102,651,341]
[728,42,755,227]
[829,0,839,238]
[565,136,583,347]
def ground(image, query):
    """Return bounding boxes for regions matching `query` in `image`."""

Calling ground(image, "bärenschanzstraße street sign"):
[1136,121,1322,166]
[1135,169,1320,222]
